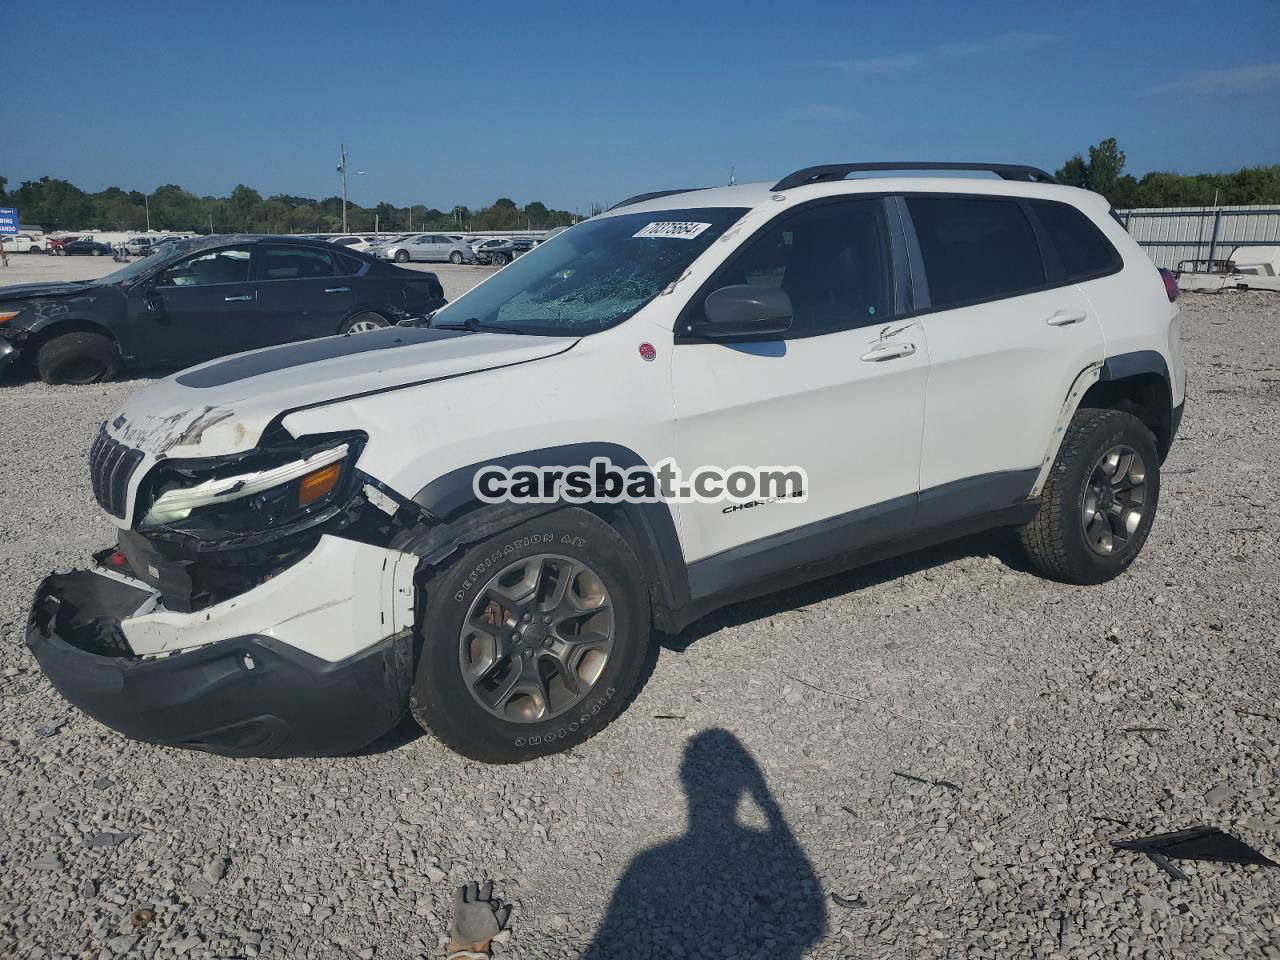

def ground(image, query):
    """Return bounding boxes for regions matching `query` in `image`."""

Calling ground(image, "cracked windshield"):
[431,206,748,335]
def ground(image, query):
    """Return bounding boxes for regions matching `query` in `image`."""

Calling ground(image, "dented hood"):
[0,280,106,302]
[108,327,577,461]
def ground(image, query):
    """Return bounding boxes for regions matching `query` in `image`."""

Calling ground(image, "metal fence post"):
[1206,209,1222,267]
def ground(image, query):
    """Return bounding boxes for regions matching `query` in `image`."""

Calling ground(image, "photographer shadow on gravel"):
[582,728,826,959]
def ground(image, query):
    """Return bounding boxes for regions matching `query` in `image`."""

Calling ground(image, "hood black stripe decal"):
[175,327,469,388]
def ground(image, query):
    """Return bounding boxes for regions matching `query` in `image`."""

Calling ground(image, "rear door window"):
[1029,200,1122,281]
[904,196,1045,308]
[252,244,336,281]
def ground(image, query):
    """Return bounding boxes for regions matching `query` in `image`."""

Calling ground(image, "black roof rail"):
[610,188,707,211]
[771,162,1057,192]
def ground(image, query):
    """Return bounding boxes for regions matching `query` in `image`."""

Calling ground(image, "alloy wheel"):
[346,314,386,334]
[459,554,615,723]
[1081,444,1148,555]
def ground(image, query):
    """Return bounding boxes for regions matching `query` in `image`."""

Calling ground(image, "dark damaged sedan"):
[0,235,447,384]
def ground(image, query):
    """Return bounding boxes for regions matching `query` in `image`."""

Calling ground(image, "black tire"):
[394,249,410,263]
[29,245,41,254]
[410,508,651,763]
[491,252,509,266]
[91,248,103,256]
[449,251,464,264]
[36,332,121,385]
[1020,408,1160,584]
[338,311,390,335]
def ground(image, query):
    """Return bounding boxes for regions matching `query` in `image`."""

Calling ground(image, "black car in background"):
[62,238,115,257]
[0,235,447,384]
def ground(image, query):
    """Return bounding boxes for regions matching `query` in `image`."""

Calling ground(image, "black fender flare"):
[1099,349,1170,390]
[409,443,691,628]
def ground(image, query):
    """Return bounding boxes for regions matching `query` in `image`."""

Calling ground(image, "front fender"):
[410,442,691,625]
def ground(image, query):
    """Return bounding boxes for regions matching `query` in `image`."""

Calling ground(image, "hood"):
[106,326,578,460]
[0,280,103,302]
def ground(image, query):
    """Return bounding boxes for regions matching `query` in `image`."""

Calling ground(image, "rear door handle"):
[1046,310,1087,326]
[223,295,254,302]
[324,287,351,294]
[860,342,917,362]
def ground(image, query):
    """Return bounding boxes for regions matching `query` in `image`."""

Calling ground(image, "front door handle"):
[861,342,917,362]
[224,294,254,303]
[1046,310,1087,326]
[324,287,351,294]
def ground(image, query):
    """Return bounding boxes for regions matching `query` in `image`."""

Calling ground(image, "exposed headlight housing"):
[138,435,363,545]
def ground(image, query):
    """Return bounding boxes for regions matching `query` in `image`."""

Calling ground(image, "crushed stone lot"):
[1,281,1279,959]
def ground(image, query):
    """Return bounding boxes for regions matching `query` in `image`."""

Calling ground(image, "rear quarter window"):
[905,196,1045,309]
[1029,200,1122,281]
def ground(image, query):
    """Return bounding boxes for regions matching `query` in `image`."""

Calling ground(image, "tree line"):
[1055,139,1280,209]
[0,175,584,234]
[4,148,1278,234]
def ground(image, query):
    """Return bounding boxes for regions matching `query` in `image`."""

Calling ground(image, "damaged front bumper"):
[25,535,418,757]
[0,339,19,380]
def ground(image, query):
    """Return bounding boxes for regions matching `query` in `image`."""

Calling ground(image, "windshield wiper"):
[433,317,523,334]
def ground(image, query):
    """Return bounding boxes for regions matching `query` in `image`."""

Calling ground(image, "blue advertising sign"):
[0,207,18,235]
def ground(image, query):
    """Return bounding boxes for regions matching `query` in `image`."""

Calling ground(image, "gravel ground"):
[1,279,1278,959]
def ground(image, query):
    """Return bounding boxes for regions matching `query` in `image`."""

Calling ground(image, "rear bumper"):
[25,551,416,757]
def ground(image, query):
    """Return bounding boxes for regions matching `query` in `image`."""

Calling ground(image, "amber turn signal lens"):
[297,462,342,506]
[0,311,20,326]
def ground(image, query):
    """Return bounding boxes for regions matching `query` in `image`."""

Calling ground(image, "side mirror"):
[691,284,793,338]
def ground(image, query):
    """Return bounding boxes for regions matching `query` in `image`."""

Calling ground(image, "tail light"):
[1158,268,1179,303]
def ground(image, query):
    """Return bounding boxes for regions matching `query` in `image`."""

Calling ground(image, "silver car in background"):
[376,233,476,264]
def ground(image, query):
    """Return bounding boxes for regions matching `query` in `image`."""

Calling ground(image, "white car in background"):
[379,233,476,264]
[3,233,48,253]
[330,236,378,253]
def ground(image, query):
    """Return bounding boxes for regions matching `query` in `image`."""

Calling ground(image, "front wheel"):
[91,248,103,256]
[29,245,41,254]
[36,332,121,385]
[394,250,410,263]
[1020,408,1160,584]
[410,508,652,763]
[490,252,509,266]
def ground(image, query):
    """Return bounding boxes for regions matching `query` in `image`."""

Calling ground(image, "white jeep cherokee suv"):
[27,162,1186,763]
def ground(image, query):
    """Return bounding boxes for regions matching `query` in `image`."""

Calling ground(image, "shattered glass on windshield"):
[431,206,748,337]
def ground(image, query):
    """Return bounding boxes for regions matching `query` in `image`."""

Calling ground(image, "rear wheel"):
[449,251,464,264]
[36,332,120,385]
[490,252,509,266]
[394,249,410,263]
[410,508,651,763]
[29,245,41,254]
[91,248,103,256]
[1020,408,1160,584]
[340,312,390,334]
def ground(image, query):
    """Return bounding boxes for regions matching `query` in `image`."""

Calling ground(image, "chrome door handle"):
[1046,310,1087,326]
[324,287,351,294]
[860,342,916,362]
[223,295,253,302]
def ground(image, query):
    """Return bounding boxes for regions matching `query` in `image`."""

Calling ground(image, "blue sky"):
[7,0,1279,211]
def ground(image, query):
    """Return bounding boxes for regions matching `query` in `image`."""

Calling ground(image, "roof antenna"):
[728,165,736,186]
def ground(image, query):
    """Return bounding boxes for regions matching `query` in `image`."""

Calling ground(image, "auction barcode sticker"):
[633,221,712,240]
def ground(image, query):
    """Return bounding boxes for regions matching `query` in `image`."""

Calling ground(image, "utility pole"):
[336,145,364,234]
[145,194,151,232]
[338,144,349,233]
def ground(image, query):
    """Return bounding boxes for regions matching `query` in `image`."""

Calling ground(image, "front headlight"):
[139,438,358,541]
